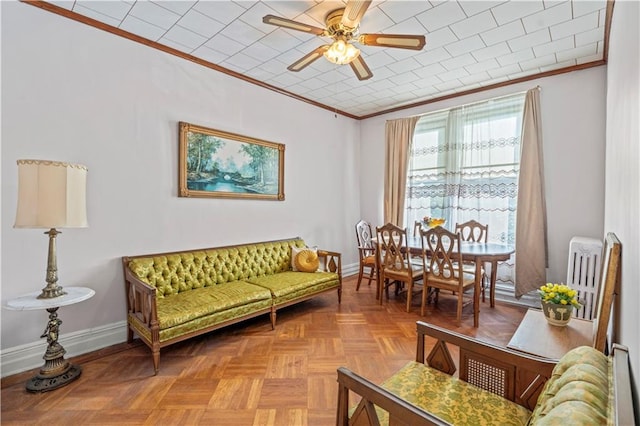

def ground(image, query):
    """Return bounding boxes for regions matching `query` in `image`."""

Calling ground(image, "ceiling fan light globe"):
[324,40,360,65]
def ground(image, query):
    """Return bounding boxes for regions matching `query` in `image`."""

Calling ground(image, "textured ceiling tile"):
[120,15,167,41]
[416,1,466,32]
[177,9,225,39]
[471,41,511,61]
[193,45,231,65]
[223,52,264,72]
[205,34,245,56]
[575,27,604,46]
[266,1,317,19]
[540,59,576,72]
[487,63,521,78]
[555,43,597,62]
[450,11,497,39]
[438,67,470,82]
[192,1,247,25]
[480,20,525,46]
[358,6,396,32]
[576,53,602,64]
[261,29,308,52]
[413,47,452,66]
[573,0,606,18]
[162,25,207,51]
[458,1,505,17]
[387,57,422,74]
[444,34,486,57]
[550,12,599,40]
[532,36,574,56]
[413,63,447,79]
[440,52,477,70]
[75,1,132,21]
[521,1,571,33]
[464,58,500,74]
[153,1,197,16]
[459,70,492,85]
[424,27,459,51]
[507,28,551,52]
[129,1,181,30]
[519,53,557,70]
[242,41,282,62]
[378,1,434,23]
[496,48,535,66]
[72,4,123,27]
[491,0,544,25]
[223,20,267,46]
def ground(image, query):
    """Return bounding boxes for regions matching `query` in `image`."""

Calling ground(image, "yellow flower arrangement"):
[538,283,582,308]
[423,216,446,228]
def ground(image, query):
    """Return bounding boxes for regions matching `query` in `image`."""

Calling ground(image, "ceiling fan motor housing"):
[325,8,358,40]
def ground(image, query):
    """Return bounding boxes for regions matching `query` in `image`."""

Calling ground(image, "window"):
[405,93,526,286]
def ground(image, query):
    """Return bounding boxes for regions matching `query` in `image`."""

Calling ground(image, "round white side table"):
[4,286,95,392]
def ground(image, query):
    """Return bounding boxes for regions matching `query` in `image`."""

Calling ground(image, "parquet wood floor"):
[1,275,527,425]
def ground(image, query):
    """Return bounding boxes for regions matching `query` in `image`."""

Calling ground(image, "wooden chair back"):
[376,223,413,276]
[376,222,424,311]
[592,232,621,352]
[455,220,488,243]
[421,226,465,289]
[355,220,375,260]
[413,220,423,237]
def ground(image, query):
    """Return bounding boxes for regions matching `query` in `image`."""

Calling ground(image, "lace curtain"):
[405,93,526,286]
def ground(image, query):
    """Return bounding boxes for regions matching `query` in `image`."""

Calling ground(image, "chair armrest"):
[317,250,341,275]
[122,257,158,328]
[358,246,376,257]
[337,367,449,426]
[416,321,557,410]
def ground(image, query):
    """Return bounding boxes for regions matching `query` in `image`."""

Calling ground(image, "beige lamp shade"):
[14,159,88,229]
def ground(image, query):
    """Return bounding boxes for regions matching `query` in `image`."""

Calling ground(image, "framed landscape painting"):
[179,122,285,200]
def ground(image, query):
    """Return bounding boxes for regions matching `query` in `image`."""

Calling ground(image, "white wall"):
[360,67,607,288]
[605,0,640,393]
[0,2,361,367]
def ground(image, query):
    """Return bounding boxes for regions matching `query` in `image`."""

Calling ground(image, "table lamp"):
[14,159,88,298]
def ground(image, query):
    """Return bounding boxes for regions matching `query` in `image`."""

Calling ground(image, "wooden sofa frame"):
[123,238,342,373]
[337,321,635,425]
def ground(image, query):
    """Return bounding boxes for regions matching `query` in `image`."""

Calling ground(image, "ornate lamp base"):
[26,307,82,393]
[26,364,82,393]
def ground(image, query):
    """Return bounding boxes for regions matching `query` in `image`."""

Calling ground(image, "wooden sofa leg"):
[126,325,134,344]
[270,308,276,330]
[152,348,160,375]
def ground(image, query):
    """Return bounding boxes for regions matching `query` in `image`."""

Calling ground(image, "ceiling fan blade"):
[287,46,329,72]
[342,0,372,29]
[359,33,426,50]
[349,55,373,81]
[263,15,326,35]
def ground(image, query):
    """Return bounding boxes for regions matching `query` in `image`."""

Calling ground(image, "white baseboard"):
[0,320,128,378]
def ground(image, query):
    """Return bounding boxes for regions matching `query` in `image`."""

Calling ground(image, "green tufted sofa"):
[122,237,341,374]
[337,321,635,425]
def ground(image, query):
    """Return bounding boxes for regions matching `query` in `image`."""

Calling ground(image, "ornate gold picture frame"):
[179,122,285,200]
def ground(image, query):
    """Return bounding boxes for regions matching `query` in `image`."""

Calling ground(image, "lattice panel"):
[460,349,516,400]
[466,358,506,397]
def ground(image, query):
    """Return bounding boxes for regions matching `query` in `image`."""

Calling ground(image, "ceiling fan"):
[263,0,426,81]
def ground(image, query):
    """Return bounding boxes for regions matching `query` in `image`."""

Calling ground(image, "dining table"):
[374,234,515,327]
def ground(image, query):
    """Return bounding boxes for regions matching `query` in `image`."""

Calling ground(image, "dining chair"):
[413,220,423,237]
[420,226,477,325]
[455,220,488,242]
[354,219,378,292]
[376,222,423,312]
[455,220,489,302]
